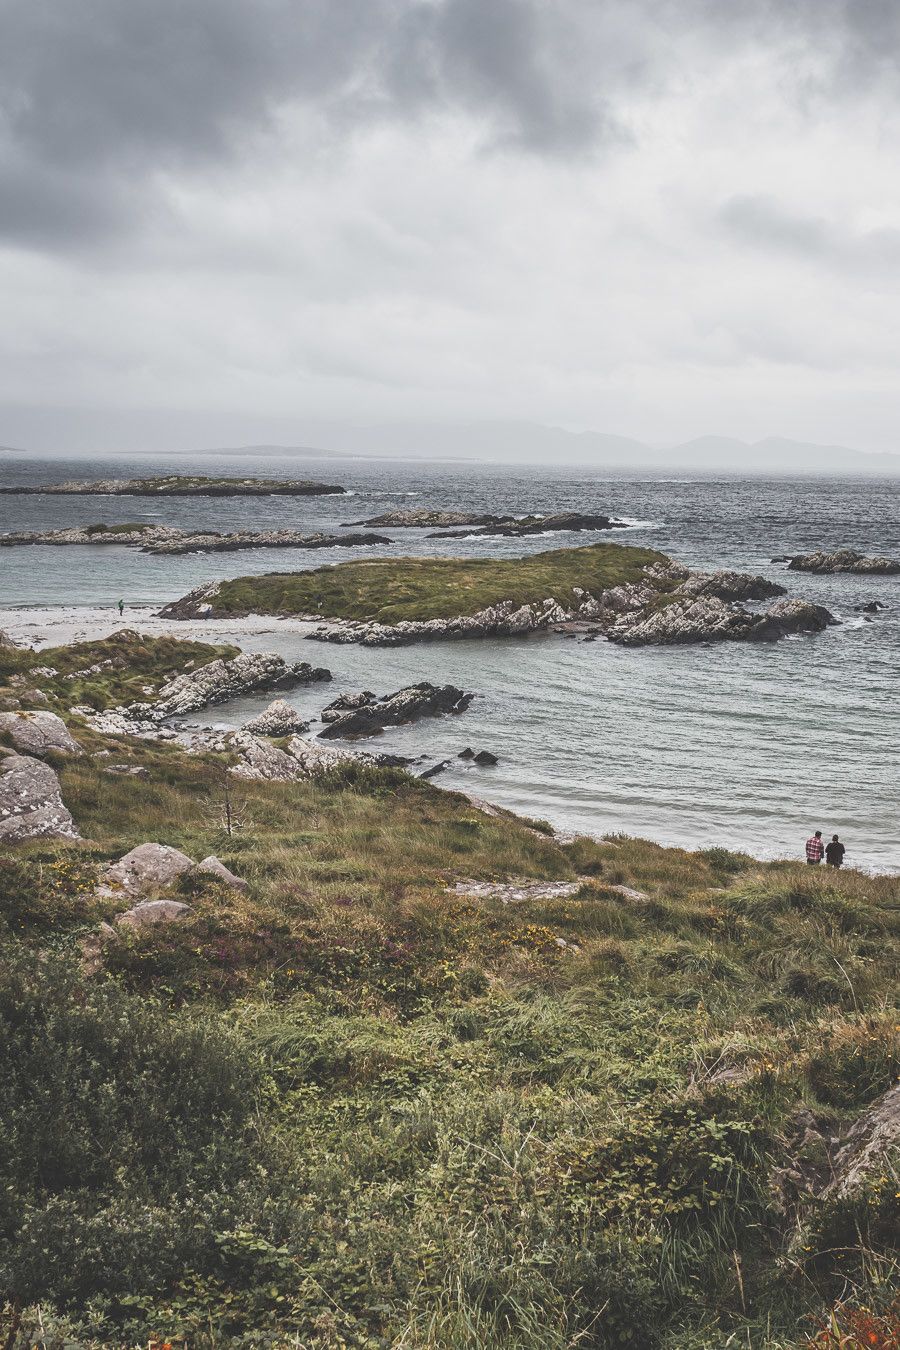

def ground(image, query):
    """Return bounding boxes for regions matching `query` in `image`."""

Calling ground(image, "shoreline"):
[3,601,893,875]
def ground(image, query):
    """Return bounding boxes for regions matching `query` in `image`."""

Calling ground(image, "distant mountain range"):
[3,425,899,473]
[191,425,900,474]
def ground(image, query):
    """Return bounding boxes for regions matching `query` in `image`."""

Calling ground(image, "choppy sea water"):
[1,451,898,869]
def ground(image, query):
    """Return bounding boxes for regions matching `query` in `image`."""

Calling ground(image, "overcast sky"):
[3,0,900,454]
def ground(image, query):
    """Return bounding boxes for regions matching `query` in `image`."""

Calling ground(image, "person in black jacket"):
[825,834,845,868]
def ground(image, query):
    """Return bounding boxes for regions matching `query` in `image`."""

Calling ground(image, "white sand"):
[0,604,320,650]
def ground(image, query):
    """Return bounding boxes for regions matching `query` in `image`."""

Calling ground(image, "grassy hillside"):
[0,679,897,1347]
[202,541,669,623]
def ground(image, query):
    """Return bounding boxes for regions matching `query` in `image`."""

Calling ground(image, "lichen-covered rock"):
[0,710,83,757]
[285,735,387,777]
[823,1084,900,1199]
[115,899,193,929]
[99,842,196,895]
[318,682,473,738]
[787,549,900,574]
[242,699,310,736]
[196,855,249,891]
[308,598,568,647]
[0,752,80,841]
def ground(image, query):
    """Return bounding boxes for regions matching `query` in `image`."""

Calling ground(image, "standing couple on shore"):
[805,831,845,867]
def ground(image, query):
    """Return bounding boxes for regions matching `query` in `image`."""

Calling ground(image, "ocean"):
[1,451,898,869]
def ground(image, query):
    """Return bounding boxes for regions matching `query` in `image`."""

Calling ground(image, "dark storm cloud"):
[1,0,899,253]
[0,0,623,252]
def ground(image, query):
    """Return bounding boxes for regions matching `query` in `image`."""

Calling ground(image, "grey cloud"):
[719,194,900,271]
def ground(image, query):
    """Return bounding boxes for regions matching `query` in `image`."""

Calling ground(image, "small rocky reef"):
[0,523,390,553]
[347,508,625,534]
[0,473,345,496]
[319,683,473,738]
[784,548,900,575]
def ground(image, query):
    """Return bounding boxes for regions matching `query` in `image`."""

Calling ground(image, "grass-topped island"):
[0,473,345,496]
[160,541,835,647]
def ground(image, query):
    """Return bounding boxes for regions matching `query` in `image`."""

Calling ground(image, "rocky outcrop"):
[318,683,473,738]
[608,595,835,646]
[320,691,377,721]
[0,525,390,553]
[786,549,900,574]
[346,509,509,528]
[459,747,498,765]
[679,570,786,601]
[242,699,310,736]
[0,475,345,497]
[0,710,83,757]
[148,530,389,555]
[308,598,571,647]
[0,752,80,841]
[0,630,15,647]
[823,1084,900,1199]
[429,511,625,538]
[86,653,331,735]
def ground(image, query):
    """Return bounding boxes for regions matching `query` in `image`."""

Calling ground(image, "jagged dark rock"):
[319,683,474,738]
[786,549,900,574]
[856,601,884,613]
[473,750,498,765]
[320,691,378,723]
[345,509,509,528]
[428,511,625,538]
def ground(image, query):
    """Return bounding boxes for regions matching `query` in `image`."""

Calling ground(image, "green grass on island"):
[206,540,670,623]
[0,630,238,712]
[0,637,897,1348]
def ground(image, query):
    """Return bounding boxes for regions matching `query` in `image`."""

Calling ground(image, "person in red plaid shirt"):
[805,830,824,864]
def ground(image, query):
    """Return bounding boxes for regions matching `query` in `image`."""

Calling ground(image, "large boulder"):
[242,698,310,736]
[0,710,83,758]
[0,752,80,842]
[99,842,196,896]
[318,682,473,738]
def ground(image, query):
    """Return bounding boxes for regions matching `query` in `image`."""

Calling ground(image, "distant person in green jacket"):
[825,835,845,868]
[117,599,124,617]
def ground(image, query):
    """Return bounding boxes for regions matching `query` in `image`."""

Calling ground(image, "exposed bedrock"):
[786,548,900,574]
[608,596,835,647]
[318,683,474,738]
[83,652,330,735]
